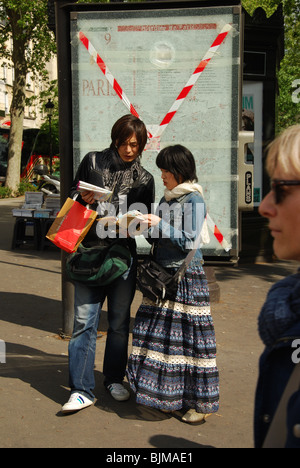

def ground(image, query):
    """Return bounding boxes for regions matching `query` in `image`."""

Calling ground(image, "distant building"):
[0,31,57,129]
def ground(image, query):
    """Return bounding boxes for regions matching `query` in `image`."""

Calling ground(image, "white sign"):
[0,339,6,363]
[70,6,241,257]
[243,82,263,206]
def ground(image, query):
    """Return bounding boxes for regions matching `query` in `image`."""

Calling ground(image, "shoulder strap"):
[263,363,300,448]
[173,229,203,283]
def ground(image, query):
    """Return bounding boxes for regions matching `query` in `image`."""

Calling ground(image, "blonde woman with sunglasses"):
[254,124,300,448]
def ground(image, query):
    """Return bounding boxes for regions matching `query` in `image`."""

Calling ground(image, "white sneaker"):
[61,392,93,414]
[107,383,130,402]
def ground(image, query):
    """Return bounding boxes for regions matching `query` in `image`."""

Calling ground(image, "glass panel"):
[70,6,241,257]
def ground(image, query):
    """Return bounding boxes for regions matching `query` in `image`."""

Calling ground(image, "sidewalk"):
[0,197,298,448]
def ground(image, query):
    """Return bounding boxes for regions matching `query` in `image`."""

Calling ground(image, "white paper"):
[77,180,113,201]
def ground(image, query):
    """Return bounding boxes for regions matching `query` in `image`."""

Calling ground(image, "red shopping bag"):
[46,198,97,253]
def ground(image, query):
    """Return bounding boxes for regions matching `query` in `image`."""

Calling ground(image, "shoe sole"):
[108,393,130,402]
[181,412,212,425]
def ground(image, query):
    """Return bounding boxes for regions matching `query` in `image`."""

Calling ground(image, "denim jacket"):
[254,270,300,448]
[146,191,206,268]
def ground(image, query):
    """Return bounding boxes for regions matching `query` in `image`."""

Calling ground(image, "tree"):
[242,0,300,132]
[0,0,56,194]
[277,0,300,130]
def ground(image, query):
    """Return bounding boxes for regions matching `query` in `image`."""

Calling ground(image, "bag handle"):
[150,215,204,285]
[155,193,206,284]
[164,227,203,285]
[74,182,94,210]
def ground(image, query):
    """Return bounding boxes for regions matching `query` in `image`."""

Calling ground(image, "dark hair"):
[110,114,148,155]
[156,145,198,183]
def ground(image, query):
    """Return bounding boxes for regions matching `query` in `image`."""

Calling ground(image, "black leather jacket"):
[70,147,155,251]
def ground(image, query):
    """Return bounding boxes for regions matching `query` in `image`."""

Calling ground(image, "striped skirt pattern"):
[126,263,219,413]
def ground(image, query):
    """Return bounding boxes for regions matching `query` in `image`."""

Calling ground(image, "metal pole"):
[49,114,53,174]
[55,0,76,337]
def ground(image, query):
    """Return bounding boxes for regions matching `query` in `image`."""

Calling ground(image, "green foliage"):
[242,0,300,132]
[0,0,56,76]
[17,180,38,196]
[0,0,57,111]
[277,1,300,131]
[242,0,281,16]
[0,0,58,194]
[76,0,145,2]
[0,180,40,198]
[0,185,12,198]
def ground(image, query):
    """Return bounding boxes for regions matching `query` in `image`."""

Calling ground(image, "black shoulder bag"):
[137,238,200,304]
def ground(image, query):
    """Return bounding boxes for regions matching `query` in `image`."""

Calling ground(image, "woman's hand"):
[140,214,161,227]
[81,190,96,205]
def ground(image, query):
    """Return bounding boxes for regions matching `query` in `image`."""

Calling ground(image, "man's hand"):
[81,190,96,205]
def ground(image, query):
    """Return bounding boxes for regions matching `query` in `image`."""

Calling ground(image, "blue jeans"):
[68,258,137,401]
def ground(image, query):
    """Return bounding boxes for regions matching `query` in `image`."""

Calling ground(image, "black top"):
[70,148,155,252]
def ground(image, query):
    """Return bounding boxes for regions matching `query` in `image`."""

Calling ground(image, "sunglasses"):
[271,179,300,204]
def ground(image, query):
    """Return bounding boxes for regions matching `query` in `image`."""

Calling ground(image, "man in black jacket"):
[62,115,155,413]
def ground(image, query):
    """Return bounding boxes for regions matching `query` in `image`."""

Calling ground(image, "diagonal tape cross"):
[79,23,232,140]
[78,26,233,251]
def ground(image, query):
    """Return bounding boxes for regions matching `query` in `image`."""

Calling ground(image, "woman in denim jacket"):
[254,124,300,448]
[127,145,219,424]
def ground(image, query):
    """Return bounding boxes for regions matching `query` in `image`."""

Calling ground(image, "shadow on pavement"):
[0,342,69,406]
[214,260,298,283]
[0,292,62,335]
[149,434,213,449]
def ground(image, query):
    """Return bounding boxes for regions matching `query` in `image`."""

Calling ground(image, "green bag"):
[66,242,131,286]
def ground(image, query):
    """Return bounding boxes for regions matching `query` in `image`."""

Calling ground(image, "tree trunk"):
[5,108,25,195]
[5,11,27,195]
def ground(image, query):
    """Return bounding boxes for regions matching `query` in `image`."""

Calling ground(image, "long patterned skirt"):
[126,263,219,414]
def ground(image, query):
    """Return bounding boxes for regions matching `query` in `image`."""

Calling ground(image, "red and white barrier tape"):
[206,214,231,252]
[153,23,232,138]
[79,31,141,121]
[79,24,232,140]
[78,27,232,252]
